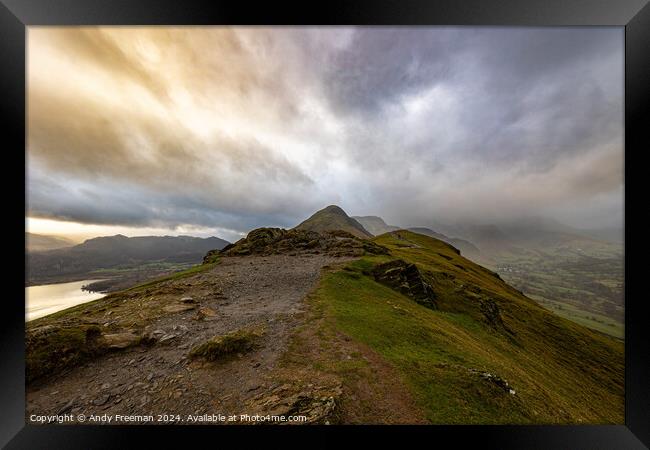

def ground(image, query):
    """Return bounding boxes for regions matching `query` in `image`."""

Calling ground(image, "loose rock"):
[163,304,197,313]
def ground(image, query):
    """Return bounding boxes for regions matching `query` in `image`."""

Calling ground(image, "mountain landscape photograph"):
[25,26,624,425]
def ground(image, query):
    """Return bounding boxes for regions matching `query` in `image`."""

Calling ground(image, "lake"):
[26,280,105,321]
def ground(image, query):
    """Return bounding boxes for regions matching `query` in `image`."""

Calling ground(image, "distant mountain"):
[26,232,76,252]
[460,224,508,245]
[352,216,400,236]
[295,205,372,239]
[576,227,624,244]
[407,227,481,258]
[27,234,230,283]
[443,216,622,249]
[352,215,481,259]
[406,226,447,241]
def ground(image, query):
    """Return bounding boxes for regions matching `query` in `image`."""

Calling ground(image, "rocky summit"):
[294,205,373,239]
[214,227,389,258]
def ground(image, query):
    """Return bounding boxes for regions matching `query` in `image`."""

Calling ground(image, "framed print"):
[2,0,649,447]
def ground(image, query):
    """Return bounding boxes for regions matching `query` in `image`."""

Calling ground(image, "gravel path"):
[26,255,351,424]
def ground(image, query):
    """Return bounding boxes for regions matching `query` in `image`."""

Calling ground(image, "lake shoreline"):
[26,279,107,322]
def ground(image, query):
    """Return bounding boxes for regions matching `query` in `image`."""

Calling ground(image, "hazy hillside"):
[352,216,481,260]
[295,205,372,238]
[579,227,624,244]
[407,227,481,259]
[26,234,230,284]
[353,216,400,235]
[26,232,76,252]
[446,217,618,252]
[442,220,625,338]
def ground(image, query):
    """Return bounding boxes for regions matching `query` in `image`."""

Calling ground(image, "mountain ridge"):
[27,234,230,283]
[352,216,481,259]
[26,232,76,252]
[352,216,400,235]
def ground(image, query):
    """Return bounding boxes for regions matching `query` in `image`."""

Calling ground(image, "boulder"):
[372,259,437,309]
[247,383,342,424]
[195,307,217,320]
[102,332,141,349]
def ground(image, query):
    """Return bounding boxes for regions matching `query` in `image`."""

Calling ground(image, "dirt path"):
[26,255,352,424]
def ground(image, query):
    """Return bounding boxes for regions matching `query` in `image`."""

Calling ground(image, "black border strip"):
[1,0,649,25]
[0,0,27,447]
[625,1,650,447]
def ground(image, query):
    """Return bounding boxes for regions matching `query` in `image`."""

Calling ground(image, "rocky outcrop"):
[213,228,389,258]
[469,368,516,395]
[478,297,514,335]
[202,249,221,264]
[246,383,342,424]
[372,259,437,309]
[26,324,148,383]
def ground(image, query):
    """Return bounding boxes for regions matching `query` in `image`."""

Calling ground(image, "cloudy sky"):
[27,27,623,243]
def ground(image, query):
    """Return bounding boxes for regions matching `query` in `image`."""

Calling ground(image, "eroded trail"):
[27,255,352,423]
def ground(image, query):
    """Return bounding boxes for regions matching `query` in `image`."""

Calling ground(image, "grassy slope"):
[312,231,623,424]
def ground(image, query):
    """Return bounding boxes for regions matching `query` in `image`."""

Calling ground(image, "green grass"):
[311,231,624,424]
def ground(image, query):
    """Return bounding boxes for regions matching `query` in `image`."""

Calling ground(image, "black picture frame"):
[2,0,648,447]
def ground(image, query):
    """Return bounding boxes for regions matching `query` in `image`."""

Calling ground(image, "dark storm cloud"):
[326,27,622,170]
[318,27,623,228]
[324,28,464,115]
[27,162,303,233]
[27,27,623,235]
